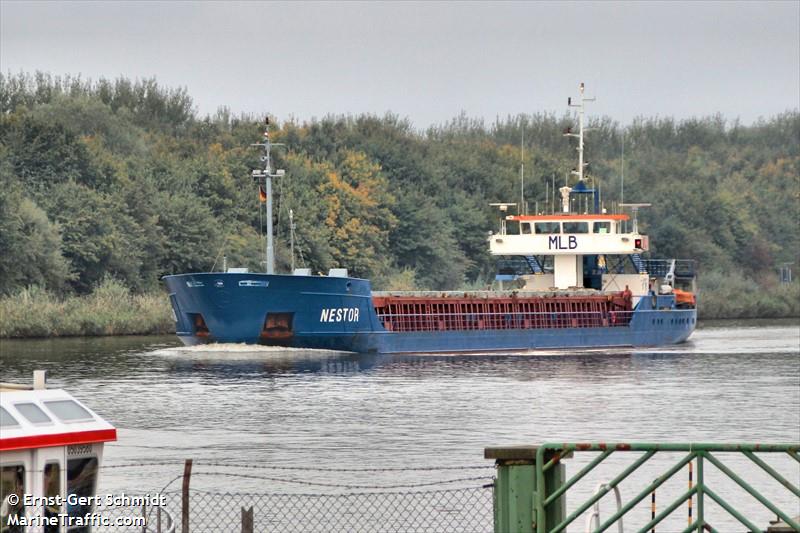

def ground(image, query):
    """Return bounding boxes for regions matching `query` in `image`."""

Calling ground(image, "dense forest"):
[0,72,798,331]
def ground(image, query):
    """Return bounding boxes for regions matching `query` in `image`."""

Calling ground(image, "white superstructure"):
[489,213,649,291]
[489,82,653,295]
[1,372,116,532]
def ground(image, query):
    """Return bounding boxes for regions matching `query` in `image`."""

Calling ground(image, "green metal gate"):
[487,442,800,533]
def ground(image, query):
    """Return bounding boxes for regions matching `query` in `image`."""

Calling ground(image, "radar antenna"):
[489,203,517,235]
[619,203,652,234]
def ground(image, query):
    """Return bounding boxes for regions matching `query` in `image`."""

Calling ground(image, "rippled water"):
[2,320,798,530]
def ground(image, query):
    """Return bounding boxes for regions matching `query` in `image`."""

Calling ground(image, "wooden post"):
[182,459,192,533]
[157,505,162,533]
[142,502,147,533]
[241,506,254,533]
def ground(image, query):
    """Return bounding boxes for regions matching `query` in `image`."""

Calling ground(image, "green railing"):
[486,442,800,533]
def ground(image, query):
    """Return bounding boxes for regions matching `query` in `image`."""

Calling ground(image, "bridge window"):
[0,407,19,427]
[521,222,532,234]
[534,222,561,234]
[593,221,612,234]
[44,400,93,422]
[14,402,52,424]
[563,222,589,234]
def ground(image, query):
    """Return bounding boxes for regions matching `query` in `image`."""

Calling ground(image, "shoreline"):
[2,316,796,340]
[2,277,797,340]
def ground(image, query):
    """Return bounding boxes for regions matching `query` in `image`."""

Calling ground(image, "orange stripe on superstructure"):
[508,214,630,221]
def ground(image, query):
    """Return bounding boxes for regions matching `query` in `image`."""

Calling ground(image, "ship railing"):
[640,259,696,279]
[375,310,635,332]
[496,257,551,276]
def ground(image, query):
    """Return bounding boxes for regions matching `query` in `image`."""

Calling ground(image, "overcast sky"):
[2,1,798,128]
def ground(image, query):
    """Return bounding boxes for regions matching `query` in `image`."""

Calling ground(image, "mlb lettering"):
[320,308,360,323]
[547,235,578,250]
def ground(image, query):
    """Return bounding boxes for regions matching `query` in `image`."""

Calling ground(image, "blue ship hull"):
[163,273,696,353]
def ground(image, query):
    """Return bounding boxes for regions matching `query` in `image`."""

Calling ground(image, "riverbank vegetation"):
[0,278,173,338]
[0,72,797,336]
[698,271,799,319]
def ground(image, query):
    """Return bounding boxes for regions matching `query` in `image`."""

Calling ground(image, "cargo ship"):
[164,84,697,353]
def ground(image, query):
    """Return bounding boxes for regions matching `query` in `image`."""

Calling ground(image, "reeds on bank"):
[0,278,174,338]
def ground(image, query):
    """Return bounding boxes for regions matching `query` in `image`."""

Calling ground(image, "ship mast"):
[562,82,596,213]
[566,82,594,182]
[251,118,285,274]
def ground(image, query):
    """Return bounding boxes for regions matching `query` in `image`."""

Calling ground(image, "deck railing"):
[486,442,800,533]
[640,259,697,278]
[375,310,634,333]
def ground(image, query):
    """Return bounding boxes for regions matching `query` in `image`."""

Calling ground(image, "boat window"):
[67,457,98,532]
[534,222,561,234]
[44,463,61,532]
[14,402,52,424]
[1,465,25,532]
[593,221,612,234]
[0,406,19,427]
[563,222,589,234]
[44,400,93,422]
[521,222,532,235]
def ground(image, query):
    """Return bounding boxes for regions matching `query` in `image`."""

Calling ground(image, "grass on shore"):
[0,279,174,338]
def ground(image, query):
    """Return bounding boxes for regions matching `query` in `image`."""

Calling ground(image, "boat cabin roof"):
[0,388,116,452]
[507,214,630,221]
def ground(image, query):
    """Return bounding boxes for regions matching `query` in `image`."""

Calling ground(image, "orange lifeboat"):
[673,288,696,308]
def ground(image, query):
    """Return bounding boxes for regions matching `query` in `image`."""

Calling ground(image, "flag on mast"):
[259,185,267,203]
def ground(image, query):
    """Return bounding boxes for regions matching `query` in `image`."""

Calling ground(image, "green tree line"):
[0,72,797,322]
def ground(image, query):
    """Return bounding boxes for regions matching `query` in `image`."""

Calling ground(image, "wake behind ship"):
[164,84,697,353]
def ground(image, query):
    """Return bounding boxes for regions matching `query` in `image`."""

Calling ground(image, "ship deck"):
[372,289,615,299]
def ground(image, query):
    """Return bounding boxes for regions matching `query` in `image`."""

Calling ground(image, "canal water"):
[2,320,798,530]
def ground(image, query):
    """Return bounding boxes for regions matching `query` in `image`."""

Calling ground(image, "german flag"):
[259,186,267,203]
